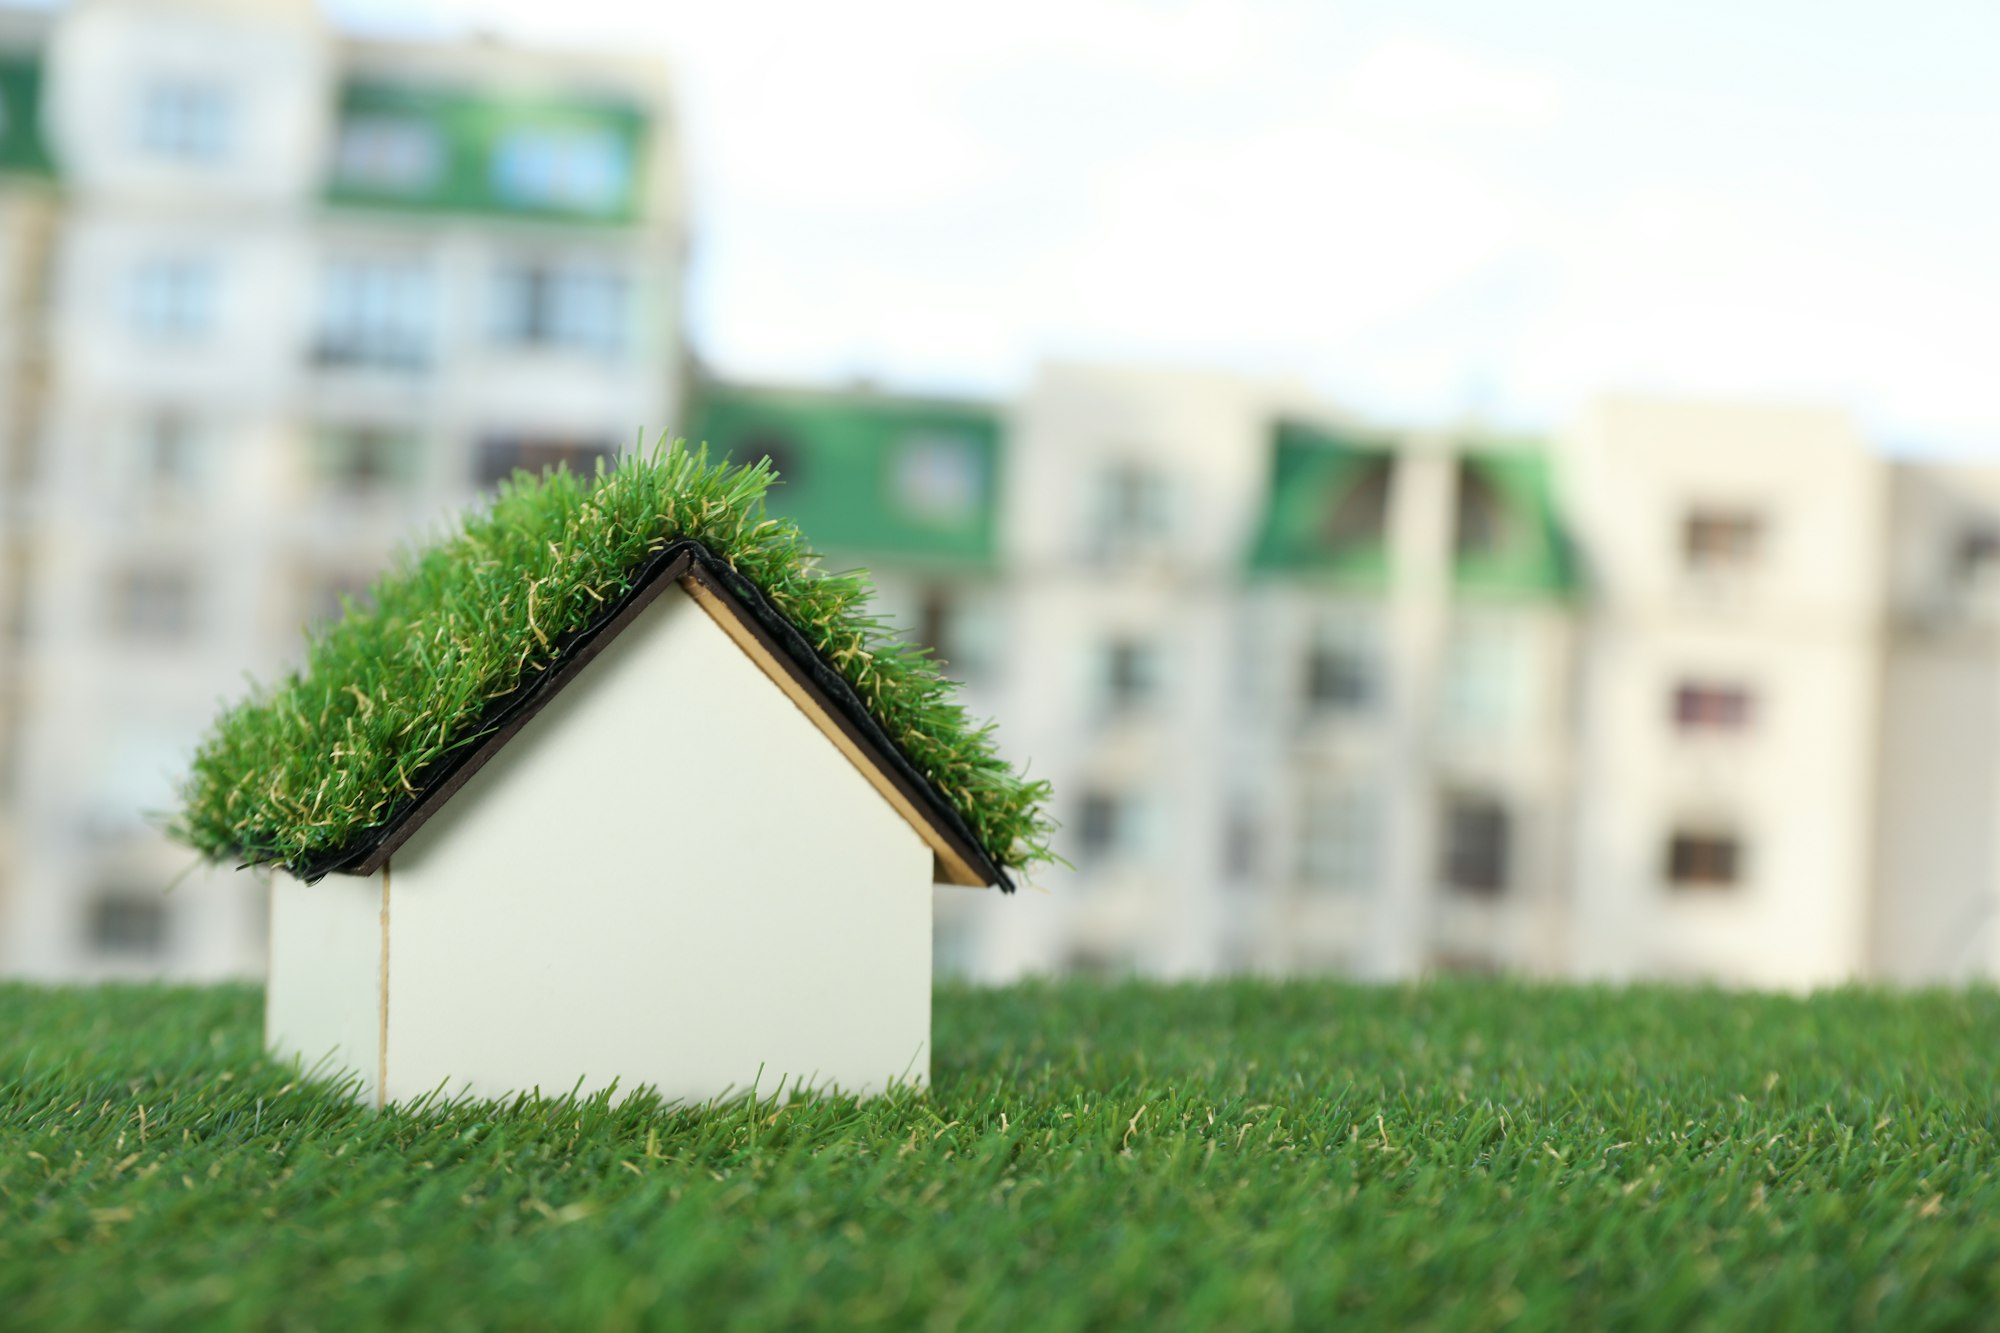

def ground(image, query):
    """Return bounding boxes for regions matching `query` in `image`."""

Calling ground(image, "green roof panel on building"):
[325,80,650,223]
[1250,421,1577,600]
[1247,419,1395,587]
[1452,449,1578,599]
[690,384,1003,570]
[0,55,56,178]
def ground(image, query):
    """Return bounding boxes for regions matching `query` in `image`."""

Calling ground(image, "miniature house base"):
[266,580,940,1108]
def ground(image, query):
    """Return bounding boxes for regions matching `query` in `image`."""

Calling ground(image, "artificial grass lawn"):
[4,981,1997,1331]
[169,444,1052,878]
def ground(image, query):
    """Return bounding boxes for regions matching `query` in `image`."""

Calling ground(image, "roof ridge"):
[286,538,1010,890]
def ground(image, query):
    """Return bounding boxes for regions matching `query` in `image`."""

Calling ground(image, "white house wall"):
[380,584,934,1105]
[267,868,382,1105]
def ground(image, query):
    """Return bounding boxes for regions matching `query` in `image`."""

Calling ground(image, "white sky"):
[329,0,2000,452]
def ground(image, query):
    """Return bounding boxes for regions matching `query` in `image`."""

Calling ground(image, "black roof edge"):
[282,538,1013,891]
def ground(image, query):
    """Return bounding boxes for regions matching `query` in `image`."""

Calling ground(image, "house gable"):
[370,583,933,1103]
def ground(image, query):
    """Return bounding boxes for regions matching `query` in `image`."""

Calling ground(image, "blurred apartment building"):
[0,7,1994,994]
[0,0,682,978]
[691,374,2000,990]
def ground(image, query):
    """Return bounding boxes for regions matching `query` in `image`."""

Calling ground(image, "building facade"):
[1562,398,1886,988]
[0,0,683,979]
[695,369,1584,985]
[1872,461,2000,983]
[693,371,2000,991]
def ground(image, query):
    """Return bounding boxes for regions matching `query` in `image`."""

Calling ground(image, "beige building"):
[1873,462,2000,982]
[1561,399,2000,988]
[1562,398,1887,987]
[0,0,683,979]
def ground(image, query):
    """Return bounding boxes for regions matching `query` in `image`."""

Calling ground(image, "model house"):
[174,452,1046,1108]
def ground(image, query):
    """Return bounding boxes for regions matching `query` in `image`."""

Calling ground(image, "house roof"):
[307,540,1003,888]
[1247,418,1396,587]
[324,78,656,225]
[171,446,1050,889]
[1247,418,1578,599]
[1450,449,1578,599]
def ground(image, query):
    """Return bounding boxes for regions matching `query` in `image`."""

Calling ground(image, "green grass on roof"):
[5,980,1998,1329]
[168,441,1052,876]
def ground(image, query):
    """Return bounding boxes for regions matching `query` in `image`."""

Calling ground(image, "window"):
[1304,640,1369,712]
[1442,794,1509,896]
[310,428,417,497]
[1095,637,1161,714]
[1222,805,1259,881]
[86,888,169,956]
[911,588,995,683]
[893,434,982,525]
[136,80,230,161]
[1665,830,1743,890]
[107,566,195,641]
[1073,788,1154,868]
[1304,614,1376,713]
[1075,791,1123,865]
[1089,462,1174,560]
[915,587,958,672]
[1684,508,1763,573]
[137,415,200,494]
[1954,525,2000,594]
[129,259,216,339]
[738,432,800,483]
[1454,462,1517,557]
[1432,951,1502,977]
[474,436,617,490]
[1322,460,1392,552]
[492,129,629,212]
[333,117,442,192]
[491,263,629,354]
[1298,782,1378,891]
[316,259,432,370]
[1673,681,1755,733]
[1062,945,1135,978]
